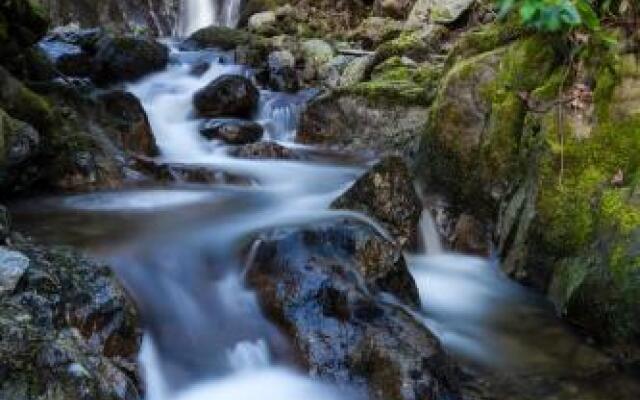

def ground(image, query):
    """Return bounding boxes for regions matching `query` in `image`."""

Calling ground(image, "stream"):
[9,2,640,399]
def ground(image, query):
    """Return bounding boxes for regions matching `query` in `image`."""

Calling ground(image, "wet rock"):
[451,214,490,256]
[193,75,260,119]
[38,39,94,77]
[319,55,354,89]
[232,141,301,160]
[98,89,159,156]
[131,155,251,185]
[200,119,264,145]
[246,218,461,400]
[332,157,422,250]
[0,206,9,241]
[0,238,140,399]
[298,92,428,158]
[0,108,42,192]
[183,26,254,51]
[0,247,29,295]
[92,35,169,84]
[189,61,210,77]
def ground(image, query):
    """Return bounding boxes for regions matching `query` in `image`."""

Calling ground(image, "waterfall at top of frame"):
[178,0,242,36]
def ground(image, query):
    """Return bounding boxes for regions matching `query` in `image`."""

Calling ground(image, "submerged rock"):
[200,118,264,145]
[246,219,460,400]
[332,157,422,250]
[0,238,140,399]
[193,75,260,119]
[92,36,169,84]
[232,141,301,160]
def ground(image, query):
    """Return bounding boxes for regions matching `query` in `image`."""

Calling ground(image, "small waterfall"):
[419,210,443,255]
[179,0,242,36]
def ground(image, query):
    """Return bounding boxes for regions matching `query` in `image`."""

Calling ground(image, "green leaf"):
[575,0,600,30]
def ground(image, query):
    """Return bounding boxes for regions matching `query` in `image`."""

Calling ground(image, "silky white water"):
[179,0,243,35]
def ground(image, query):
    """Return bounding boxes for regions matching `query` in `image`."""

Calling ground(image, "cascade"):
[179,0,242,35]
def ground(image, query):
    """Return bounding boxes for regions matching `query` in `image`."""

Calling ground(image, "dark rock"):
[0,109,42,192]
[193,75,260,119]
[130,155,251,185]
[0,205,9,242]
[189,61,211,77]
[92,36,169,84]
[332,157,422,250]
[0,0,49,62]
[200,119,264,145]
[246,218,461,400]
[183,26,255,51]
[232,141,301,160]
[452,214,490,256]
[98,90,159,156]
[0,238,140,399]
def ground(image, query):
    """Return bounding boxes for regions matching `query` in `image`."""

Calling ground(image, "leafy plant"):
[497,0,600,31]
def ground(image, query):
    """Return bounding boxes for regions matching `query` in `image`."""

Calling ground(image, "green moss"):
[340,59,441,106]
[446,18,526,70]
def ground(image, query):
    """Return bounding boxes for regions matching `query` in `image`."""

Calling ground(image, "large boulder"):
[200,118,264,145]
[183,26,255,51]
[193,75,260,119]
[0,109,41,192]
[97,90,159,156]
[374,0,416,19]
[246,218,461,400]
[0,237,140,399]
[91,36,169,84]
[332,157,422,250]
[298,91,430,158]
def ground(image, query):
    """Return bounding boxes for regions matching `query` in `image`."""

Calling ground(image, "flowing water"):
[179,0,242,35]
[11,20,640,400]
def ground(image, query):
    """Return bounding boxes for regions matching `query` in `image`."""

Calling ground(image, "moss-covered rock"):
[339,56,441,106]
[417,30,640,349]
[0,0,49,62]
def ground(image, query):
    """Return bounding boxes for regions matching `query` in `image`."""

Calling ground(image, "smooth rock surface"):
[193,75,260,118]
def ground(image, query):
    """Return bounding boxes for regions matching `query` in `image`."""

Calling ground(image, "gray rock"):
[339,55,375,87]
[301,39,334,80]
[407,0,475,26]
[0,247,29,295]
[298,92,429,158]
[248,11,277,33]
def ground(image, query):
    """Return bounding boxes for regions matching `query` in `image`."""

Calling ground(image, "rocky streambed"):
[2,1,640,400]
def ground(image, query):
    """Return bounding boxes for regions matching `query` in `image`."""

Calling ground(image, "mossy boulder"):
[417,31,640,349]
[183,26,256,50]
[0,237,140,400]
[0,109,41,192]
